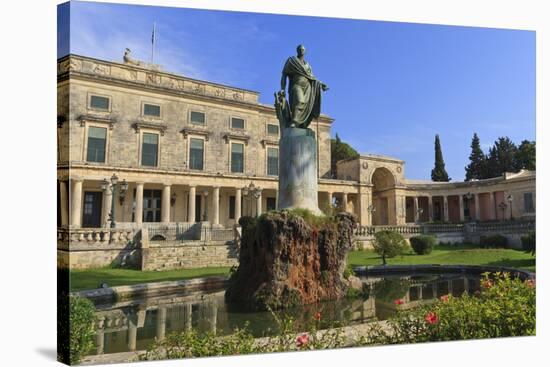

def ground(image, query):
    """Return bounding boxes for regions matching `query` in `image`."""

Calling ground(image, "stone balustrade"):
[57,227,137,250]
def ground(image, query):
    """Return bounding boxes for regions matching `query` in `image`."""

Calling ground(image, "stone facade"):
[57,53,536,246]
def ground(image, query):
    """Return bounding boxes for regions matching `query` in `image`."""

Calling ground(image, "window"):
[267,147,279,176]
[141,133,159,167]
[231,117,245,129]
[143,103,161,117]
[523,192,535,213]
[143,189,162,222]
[267,124,279,135]
[229,196,236,219]
[86,126,107,163]
[90,95,110,110]
[189,138,204,170]
[266,197,276,211]
[231,142,244,173]
[190,111,205,125]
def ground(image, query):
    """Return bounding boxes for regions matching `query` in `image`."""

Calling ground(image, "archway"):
[371,167,396,225]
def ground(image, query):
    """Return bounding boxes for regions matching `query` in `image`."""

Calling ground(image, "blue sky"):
[58,1,535,181]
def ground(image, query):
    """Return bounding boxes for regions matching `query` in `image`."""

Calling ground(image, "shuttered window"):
[141,133,159,167]
[86,126,107,163]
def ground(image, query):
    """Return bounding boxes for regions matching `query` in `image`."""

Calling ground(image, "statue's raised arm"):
[275,45,329,129]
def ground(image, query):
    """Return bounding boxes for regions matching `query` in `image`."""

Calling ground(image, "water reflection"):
[90,273,481,356]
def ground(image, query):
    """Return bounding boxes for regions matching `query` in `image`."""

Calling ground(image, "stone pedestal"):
[277,127,322,214]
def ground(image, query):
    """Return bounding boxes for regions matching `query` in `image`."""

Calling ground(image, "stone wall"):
[141,241,238,271]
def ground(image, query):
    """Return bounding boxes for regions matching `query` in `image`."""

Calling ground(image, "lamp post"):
[498,202,507,221]
[203,190,209,221]
[242,181,262,217]
[464,192,474,222]
[416,207,424,224]
[507,195,513,220]
[101,174,128,229]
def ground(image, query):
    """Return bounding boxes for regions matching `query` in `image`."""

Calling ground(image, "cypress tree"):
[487,137,518,178]
[330,132,359,178]
[464,133,487,181]
[515,140,536,171]
[431,134,450,182]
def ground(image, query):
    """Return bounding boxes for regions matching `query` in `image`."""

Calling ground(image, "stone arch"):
[371,167,396,225]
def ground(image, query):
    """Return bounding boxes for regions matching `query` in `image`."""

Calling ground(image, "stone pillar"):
[210,301,218,334]
[212,186,220,225]
[59,180,69,226]
[95,330,104,355]
[474,193,481,221]
[102,187,112,227]
[188,186,196,223]
[256,191,262,216]
[184,303,192,330]
[428,196,433,222]
[135,182,144,225]
[127,320,137,351]
[459,195,465,222]
[413,196,419,222]
[156,307,167,341]
[342,192,349,212]
[327,191,333,211]
[161,184,171,223]
[488,192,496,220]
[235,188,242,222]
[443,196,449,222]
[70,178,83,227]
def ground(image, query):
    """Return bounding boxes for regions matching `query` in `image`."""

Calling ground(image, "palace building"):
[57,54,536,230]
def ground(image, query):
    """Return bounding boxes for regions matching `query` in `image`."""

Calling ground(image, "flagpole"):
[151,22,156,64]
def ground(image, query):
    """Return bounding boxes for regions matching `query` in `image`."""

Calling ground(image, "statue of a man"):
[278,45,329,129]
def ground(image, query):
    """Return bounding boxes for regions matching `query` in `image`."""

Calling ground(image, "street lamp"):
[203,190,209,221]
[464,192,474,222]
[416,207,424,224]
[242,181,262,217]
[101,174,128,229]
[498,201,507,221]
[507,195,514,220]
[367,204,376,225]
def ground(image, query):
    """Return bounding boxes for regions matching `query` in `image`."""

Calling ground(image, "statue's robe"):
[282,56,323,128]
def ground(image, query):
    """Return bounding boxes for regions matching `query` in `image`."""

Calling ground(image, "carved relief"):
[193,83,206,94]
[123,69,137,81]
[93,63,110,75]
[58,58,82,73]
[161,76,175,88]
[362,161,369,170]
[176,80,186,90]
[214,87,225,98]
[146,72,160,85]
[396,166,402,173]
[232,91,244,101]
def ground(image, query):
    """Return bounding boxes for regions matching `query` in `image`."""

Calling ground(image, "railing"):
[57,227,136,248]
[209,227,235,242]
[423,224,465,233]
[355,225,421,236]
[472,220,535,234]
[147,223,196,241]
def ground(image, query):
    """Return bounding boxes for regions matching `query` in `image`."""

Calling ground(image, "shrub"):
[68,296,96,364]
[522,231,536,256]
[366,272,535,344]
[410,235,436,255]
[372,230,407,265]
[479,234,508,248]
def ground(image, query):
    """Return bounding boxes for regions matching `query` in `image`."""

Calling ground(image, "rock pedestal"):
[277,127,322,215]
[225,211,356,310]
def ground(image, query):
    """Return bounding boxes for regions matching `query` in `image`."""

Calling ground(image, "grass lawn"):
[70,266,232,292]
[348,243,536,272]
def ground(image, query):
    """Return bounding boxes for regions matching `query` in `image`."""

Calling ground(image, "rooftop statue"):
[275,45,329,129]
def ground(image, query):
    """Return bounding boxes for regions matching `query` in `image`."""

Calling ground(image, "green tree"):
[464,133,487,181]
[515,140,536,171]
[431,134,450,182]
[485,137,518,178]
[330,133,359,178]
[372,230,408,265]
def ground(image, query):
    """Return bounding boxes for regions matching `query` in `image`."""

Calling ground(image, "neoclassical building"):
[57,54,536,229]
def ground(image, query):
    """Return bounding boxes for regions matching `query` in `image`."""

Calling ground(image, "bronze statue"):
[275,45,329,129]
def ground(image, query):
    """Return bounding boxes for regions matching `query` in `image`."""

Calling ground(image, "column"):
[59,180,69,226]
[127,320,137,351]
[135,182,144,225]
[474,193,481,221]
[342,192,349,212]
[70,178,83,227]
[327,191,333,211]
[256,191,262,216]
[156,307,167,341]
[212,186,220,225]
[413,197,419,222]
[235,188,242,222]
[488,192,496,220]
[102,187,112,227]
[275,190,279,209]
[188,186,196,223]
[428,196,433,222]
[95,330,104,355]
[443,196,449,222]
[161,184,171,223]
[459,195,465,222]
